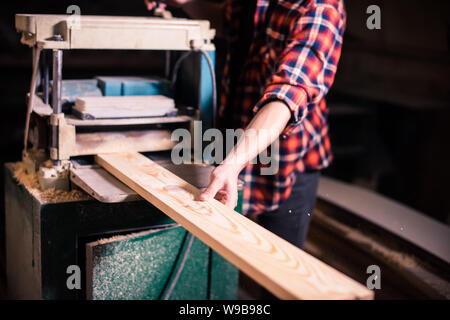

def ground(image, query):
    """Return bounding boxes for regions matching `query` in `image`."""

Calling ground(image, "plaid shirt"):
[218,0,346,215]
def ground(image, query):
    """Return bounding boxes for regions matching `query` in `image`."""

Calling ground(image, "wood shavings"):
[93,228,163,246]
[11,161,91,204]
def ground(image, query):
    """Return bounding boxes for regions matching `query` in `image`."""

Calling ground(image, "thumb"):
[200,177,223,201]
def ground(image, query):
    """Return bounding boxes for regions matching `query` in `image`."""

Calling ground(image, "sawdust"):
[93,225,178,246]
[11,161,90,203]
[87,225,184,300]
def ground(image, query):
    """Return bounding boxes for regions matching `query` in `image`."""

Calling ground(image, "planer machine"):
[5,12,240,300]
[15,12,217,202]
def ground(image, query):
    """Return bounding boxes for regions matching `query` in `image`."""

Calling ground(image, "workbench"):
[4,159,238,300]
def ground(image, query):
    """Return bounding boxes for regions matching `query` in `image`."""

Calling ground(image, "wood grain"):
[65,114,191,127]
[74,95,176,119]
[70,166,142,203]
[96,152,374,300]
[74,130,175,156]
[75,95,175,109]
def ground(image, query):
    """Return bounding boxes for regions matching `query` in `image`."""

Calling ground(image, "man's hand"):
[199,101,293,208]
[200,163,240,209]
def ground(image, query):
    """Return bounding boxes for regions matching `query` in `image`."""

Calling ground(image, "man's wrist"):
[221,155,244,177]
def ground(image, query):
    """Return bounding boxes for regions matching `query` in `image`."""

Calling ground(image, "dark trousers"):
[257,170,320,249]
[255,170,320,299]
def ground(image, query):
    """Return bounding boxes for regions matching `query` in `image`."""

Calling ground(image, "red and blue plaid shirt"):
[218,0,346,215]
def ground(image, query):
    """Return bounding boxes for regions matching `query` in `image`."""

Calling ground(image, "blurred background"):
[0,0,449,299]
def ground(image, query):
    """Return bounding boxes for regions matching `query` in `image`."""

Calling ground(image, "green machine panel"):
[87,226,209,300]
[4,163,238,300]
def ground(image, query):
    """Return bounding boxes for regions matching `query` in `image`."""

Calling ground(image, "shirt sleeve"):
[254,2,346,136]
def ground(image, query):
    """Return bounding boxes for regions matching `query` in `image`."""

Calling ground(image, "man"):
[163,0,346,250]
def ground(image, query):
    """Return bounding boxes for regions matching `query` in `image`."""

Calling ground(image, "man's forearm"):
[222,101,291,174]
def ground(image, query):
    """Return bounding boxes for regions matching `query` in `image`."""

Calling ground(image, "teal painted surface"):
[123,79,172,96]
[89,228,211,300]
[90,226,185,300]
[61,79,102,102]
[200,51,215,131]
[162,234,209,300]
[96,76,172,97]
[209,251,239,300]
[97,77,122,96]
[88,230,237,300]
[235,180,244,215]
[38,197,174,300]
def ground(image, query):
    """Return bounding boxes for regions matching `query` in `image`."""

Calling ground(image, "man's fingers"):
[199,177,223,201]
[224,183,238,209]
[199,168,238,209]
[214,190,226,202]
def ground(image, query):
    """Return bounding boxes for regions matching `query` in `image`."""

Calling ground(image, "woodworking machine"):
[15,13,216,201]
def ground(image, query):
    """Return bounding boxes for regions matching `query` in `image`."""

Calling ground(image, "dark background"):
[0,0,449,282]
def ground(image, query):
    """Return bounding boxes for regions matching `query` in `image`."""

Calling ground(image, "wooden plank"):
[96,152,374,300]
[73,130,175,156]
[31,94,53,116]
[74,95,176,119]
[65,114,191,127]
[70,166,142,203]
[69,163,213,203]
[75,95,174,108]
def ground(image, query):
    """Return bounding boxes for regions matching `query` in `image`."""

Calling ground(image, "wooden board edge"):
[95,153,375,300]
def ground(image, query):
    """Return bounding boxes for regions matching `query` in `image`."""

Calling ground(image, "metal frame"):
[15,14,215,51]
[18,14,215,161]
[51,48,63,165]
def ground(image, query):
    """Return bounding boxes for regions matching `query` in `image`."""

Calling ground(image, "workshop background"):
[0,0,449,299]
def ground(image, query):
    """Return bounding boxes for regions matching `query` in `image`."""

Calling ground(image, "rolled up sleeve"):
[254,3,346,135]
